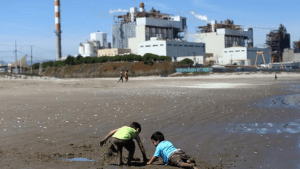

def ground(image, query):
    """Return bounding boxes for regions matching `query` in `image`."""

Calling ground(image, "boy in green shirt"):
[100,122,148,166]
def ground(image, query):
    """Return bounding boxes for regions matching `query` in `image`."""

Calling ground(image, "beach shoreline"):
[0,75,299,168]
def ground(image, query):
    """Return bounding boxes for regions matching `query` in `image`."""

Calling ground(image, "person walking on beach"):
[275,74,277,80]
[100,122,148,166]
[125,70,129,83]
[147,131,198,169]
[117,70,123,83]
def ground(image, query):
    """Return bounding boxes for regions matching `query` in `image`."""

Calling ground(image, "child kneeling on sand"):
[147,131,198,169]
[100,122,148,166]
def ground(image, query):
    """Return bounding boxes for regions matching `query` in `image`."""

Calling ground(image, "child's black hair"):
[130,122,141,132]
[151,131,165,142]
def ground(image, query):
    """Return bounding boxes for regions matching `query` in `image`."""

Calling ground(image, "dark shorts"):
[110,137,135,153]
[168,150,194,167]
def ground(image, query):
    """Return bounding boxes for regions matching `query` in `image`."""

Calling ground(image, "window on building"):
[184,45,188,47]
[153,45,158,47]
[179,45,182,47]
[146,45,151,47]
[229,51,233,52]
[195,45,200,47]
[224,51,228,53]
[140,46,144,47]
[235,50,240,52]
[173,44,177,46]
[189,45,194,47]
[160,44,164,46]
[242,50,245,52]
[168,44,172,46]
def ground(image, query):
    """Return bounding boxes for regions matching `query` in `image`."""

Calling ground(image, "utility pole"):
[15,40,18,74]
[39,59,41,75]
[31,46,33,74]
[20,58,22,74]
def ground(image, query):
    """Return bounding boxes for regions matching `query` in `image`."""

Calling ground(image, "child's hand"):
[143,158,149,163]
[99,140,106,147]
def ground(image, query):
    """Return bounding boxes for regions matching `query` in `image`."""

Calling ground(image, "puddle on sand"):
[258,94,300,108]
[61,157,95,162]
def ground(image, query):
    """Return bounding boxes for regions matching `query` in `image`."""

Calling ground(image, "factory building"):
[98,48,131,57]
[138,37,205,64]
[219,47,271,66]
[112,3,187,54]
[79,32,111,57]
[196,20,254,63]
[266,24,290,62]
[283,48,300,63]
[90,32,110,48]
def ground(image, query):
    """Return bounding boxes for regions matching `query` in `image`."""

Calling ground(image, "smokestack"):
[139,2,145,12]
[55,0,62,60]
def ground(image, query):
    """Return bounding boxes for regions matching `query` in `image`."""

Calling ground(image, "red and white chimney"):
[55,0,62,60]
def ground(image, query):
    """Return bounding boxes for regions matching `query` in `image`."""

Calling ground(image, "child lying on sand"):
[147,131,198,169]
[100,122,148,166]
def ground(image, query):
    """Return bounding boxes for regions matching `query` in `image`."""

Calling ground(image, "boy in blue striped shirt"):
[147,131,198,169]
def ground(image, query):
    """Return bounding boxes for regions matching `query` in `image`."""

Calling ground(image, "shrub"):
[65,56,75,65]
[143,53,154,65]
[42,61,54,68]
[180,58,194,65]
[32,63,40,69]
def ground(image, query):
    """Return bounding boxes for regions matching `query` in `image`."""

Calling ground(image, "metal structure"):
[293,40,300,50]
[254,51,267,68]
[112,3,187,49]
[270,53,284,69]
[266,24,290,62]
[55,0,62,60]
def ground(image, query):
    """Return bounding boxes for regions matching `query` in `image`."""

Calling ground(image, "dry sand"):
[0,73,300,169]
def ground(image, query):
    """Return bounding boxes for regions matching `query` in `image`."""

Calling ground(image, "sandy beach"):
[0,72,300,169]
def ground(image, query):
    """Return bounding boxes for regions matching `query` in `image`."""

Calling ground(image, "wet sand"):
[0,73,300,169]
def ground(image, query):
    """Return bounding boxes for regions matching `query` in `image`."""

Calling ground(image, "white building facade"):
[196,20,254,61]
[90,32,108,48]
[138,38,205,64]
[219,47,271,66]
[112,4,187,55]
[79,32,110,57]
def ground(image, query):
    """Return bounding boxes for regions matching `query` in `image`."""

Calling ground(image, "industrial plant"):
[72,2,300,69]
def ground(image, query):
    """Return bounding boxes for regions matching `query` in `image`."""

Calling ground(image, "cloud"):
[189,11,209,23]
[109,9,128,14]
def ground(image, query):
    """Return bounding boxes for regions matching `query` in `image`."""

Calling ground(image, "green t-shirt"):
[112,126,137,140]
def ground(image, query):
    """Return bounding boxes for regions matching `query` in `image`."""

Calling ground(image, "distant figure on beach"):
[100,122,148,166]
[125,70,129,83]
[275,74,277,80]
[117,70,123,83]
[147,131,198,169]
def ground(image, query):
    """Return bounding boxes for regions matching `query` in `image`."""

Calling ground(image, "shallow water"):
[258,83,300,108]
[61,157,95,162]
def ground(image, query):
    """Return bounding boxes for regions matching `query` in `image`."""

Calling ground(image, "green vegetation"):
[179,58,194,65]
[32,54,172,69]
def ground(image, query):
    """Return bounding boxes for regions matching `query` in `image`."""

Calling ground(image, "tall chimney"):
[139,2,145,12]
[55,0,62,60]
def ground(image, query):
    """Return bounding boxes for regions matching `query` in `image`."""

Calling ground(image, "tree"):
[32,63,39,69]
[143,53,154,65]
[65,55,75,65]
[180,58,194,65]
[133,55,143,62]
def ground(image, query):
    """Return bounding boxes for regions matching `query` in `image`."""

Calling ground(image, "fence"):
[175,67,213,73]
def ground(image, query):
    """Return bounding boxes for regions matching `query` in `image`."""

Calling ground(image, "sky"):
[0,0,299,63]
